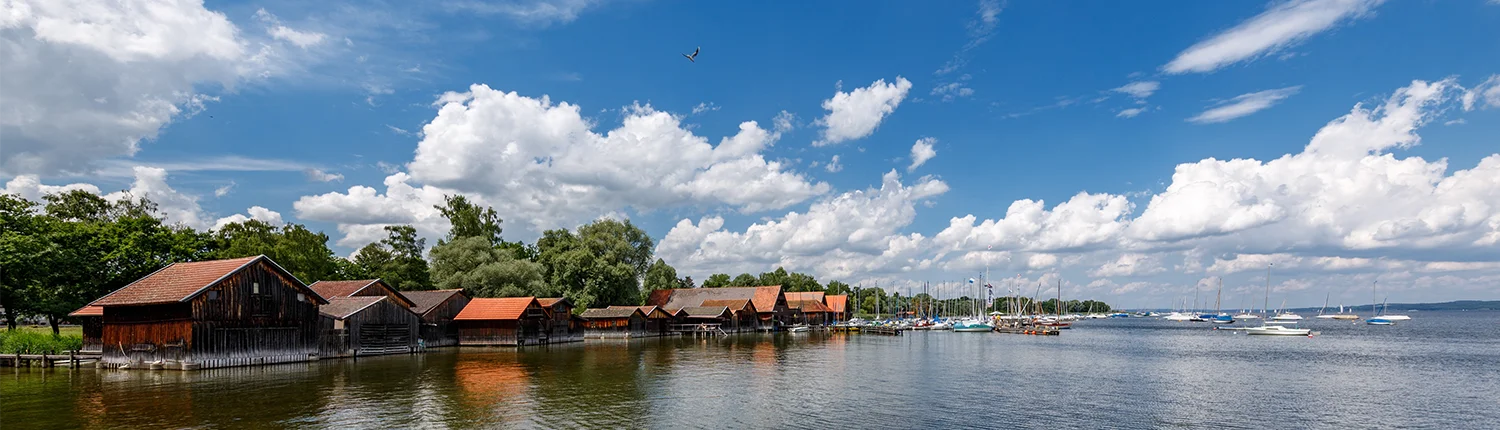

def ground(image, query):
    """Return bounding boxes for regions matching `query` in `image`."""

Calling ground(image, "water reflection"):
[4,311,1499,429]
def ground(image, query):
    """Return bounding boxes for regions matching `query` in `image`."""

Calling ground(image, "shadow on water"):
[3,311,1498,429]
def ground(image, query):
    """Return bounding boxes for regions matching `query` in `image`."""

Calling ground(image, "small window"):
[252,282,260,294]
[297,293,306,302]
[207,290,220,300]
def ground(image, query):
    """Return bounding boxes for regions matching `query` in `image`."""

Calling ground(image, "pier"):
[1,352,103,368]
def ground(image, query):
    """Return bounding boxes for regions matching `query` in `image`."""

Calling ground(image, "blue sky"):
[4,0,1500,308]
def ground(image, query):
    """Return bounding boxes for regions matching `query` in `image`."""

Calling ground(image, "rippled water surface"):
[5,311,1498,429]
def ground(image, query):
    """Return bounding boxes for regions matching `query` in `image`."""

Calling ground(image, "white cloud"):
[442,0,600,25]
[1164,0,1384,74]
[299,85,829,247]
[1464,75,1500,111]
[254,9,326,48]
[936,0,1004,76]
[1116,107,1147,118]
[3,167,214,229]
[825,155,843,173]
[931,82,975,102]
[2,175,102,201]
[1188,86,1301,124]
[692,102,720,115]
[908,137,937,172]
[773,110,796,134]
[657,170,949,280]
[305,169,345,182]
[214,182,236,197]
[1088,253,1166,277]
[294,172,453,247]
[1113,81,1161,99]
[814,77,913,146]
[212,206,284,230]
[934,192,1134,258]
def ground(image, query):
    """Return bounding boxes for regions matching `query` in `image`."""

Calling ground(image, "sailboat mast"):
[1263,263,1272,316]
[1215,277,1222,314]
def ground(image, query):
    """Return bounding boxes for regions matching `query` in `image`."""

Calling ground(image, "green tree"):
[730,273,759,287]
[352,242,394,279]
[535,220,650,309]
[785,272,822,292]
[757,267,789,287]
[368,225,430,290]
[435,194,503,246]
[679,276,696,289]
[0,194,47,330]
[214,220,340,283]
[429,236,547,298]
[642,259,679,292]
[702,274,731,288]
[826,280,853,296]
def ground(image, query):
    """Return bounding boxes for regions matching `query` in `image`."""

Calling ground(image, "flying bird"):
[682,46,700,62]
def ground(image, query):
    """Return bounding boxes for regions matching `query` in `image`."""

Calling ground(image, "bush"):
[0,330,85,354]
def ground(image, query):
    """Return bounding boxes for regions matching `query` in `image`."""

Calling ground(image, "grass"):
[1,326,85,354]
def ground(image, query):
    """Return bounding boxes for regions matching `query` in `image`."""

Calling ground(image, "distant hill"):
[1291,300,1500,312]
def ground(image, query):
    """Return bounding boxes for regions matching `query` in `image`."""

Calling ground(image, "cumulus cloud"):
[212,206,285,230]
[657,170,949,280]
[297,85,830,247]
[814,77,913,146]
[908,138,937,172]
[294,172,452,247]
[0,1,325,176]
[1188,86,1301,124]
[1164,0,1384,74]
[934,192,1134,260]
[825,155,843,173]
[3,167,213,229]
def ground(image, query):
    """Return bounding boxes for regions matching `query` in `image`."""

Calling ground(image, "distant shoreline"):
[1135,300,1500,313]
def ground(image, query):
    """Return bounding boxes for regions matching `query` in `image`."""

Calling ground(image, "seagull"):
[682,46,700,62]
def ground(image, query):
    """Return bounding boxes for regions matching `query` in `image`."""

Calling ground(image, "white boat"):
[1163,312,1193,322]
[952,319,993,332]
[1270,312,1303,322]
[1379,314,1411,321]
[787,325,811,333]
[1234,312,1261,320]
[1244,325,1313,336]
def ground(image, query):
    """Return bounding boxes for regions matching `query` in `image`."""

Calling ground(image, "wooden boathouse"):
[455,297,550,346]
[403,289,470,347]
[618,305,674,337]
[308,279,415,308]
[647,286,789,331]
[537,298,582,343]
[317,296,421,357]
[580,307,646,338]
[785,292,833,326]
[826,295,849,321]
[87,255,328,370]
[68,305,104,353]
[701,299,759,332]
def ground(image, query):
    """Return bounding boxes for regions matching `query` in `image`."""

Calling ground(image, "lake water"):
[4,311,1498,429]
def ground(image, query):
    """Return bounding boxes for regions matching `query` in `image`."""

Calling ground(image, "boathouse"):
[647,286,788,330]
[580,307,646,338]
[537,298,582,343]
[67,305,104,353]
[674,306,733,332]
[785,292,833,326]
[701,299,759,332]
[403,289,470,347]
[87,255,327,370]
[826,295,849,321]
[617,305,673,337]
[317,296,421,357]
[308,279,415,308]
[455,297,550,346]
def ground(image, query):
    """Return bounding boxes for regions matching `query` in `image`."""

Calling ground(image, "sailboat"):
[1375,297,1411,321]
[1268,299,1302,323]
[1314,292,1338,319]
[1366,282,1398,325]
[1329,304,1360,320]
[1211,278,1234,325]
[1245,325,1313,336]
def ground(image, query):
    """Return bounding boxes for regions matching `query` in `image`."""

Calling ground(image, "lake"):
[4,311,1498,429]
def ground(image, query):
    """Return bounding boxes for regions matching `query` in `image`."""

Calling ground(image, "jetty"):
[1,352,103,368]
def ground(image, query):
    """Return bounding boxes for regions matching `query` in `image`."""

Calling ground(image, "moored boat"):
[1244,325,1313,336]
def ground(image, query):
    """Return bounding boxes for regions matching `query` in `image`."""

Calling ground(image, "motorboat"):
[1269,312,1303,322]
[1233,312,1261,320]
[1366,317,1395,325]
[1108,312,1130,318]
[1163,312,1193,322]
[1212,314,1235,325]
[787,325,811,333]
[1244,325,1313,336]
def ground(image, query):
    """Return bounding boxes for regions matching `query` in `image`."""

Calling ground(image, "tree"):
[352,242,394,279]
[643,259,679,292]
[826,280,852,296]
[369,225,431,290]
[535,220,651,309]
[435,194,503,246]
[214,220,341,283]
[785,272,822,292]
[730,273,759,287]
[429,236,547,298]
[758,267,789,287]
[0,194,46,330]
[679,276,696,289]
[702,274,731,288]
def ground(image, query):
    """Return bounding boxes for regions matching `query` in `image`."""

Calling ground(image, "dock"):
[1,352,103,368]
[860,326,903,336]
[995,327,1060,336]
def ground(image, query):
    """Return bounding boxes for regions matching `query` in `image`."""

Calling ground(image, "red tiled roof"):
[320,296,386,319]
[91,256,323,306]
[826,295,848,313]
[454,297,538,321]
[537,297,570,308]
[616,305,670,319]
[790,299,831,313]
[702,299,754,313]
[403,289,465,316]
[652,286,783,314]
[783,291,825,303]
[308,279,377,300]
[69,305,103,317]
[645,289,673,307]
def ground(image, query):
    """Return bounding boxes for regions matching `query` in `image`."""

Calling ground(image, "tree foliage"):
[702,274,731,288]
[643,258,679,293]
[352,225,431,290]
[429,236,547,298]
[535,219,654,309]
[730,273,759,287]
[435,194,503,247]
[213,220,342,283]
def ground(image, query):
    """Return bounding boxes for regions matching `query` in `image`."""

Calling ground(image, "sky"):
[3,0,1500,309]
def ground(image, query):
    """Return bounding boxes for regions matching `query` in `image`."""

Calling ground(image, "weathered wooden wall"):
[345,299,419,355]
[583,315,645,338]
[420,294,470,347]
[187,260,321,369]
[544,302,581,343]
[101,303,193,363]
